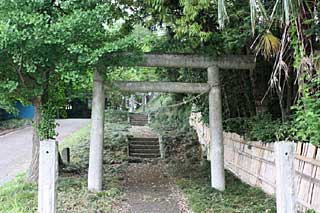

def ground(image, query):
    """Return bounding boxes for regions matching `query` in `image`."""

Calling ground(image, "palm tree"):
[221,0,318,121]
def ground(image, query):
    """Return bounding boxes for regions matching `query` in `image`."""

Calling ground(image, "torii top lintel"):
[135,53,255,70]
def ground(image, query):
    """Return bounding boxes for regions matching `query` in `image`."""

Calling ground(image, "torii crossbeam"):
[88,53,256,192]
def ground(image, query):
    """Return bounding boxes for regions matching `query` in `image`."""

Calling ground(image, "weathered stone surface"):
[111,81,210,94]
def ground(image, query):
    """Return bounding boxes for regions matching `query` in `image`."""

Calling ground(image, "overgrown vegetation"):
[223,113,291,142]
[149,95,192,132]
[291,75,320,146]
[0,111,129,212]
[0,119,32,131]
[147,98,276,212]
[175,169,276,213]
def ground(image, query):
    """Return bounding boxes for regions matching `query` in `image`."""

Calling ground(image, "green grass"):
[0,111,130,212]
[175,168,276,213]
[0,110,279,212]
[0,174,37,212]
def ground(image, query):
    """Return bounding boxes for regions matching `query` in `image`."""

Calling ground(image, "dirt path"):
[116,125,191,213]
[117,163,190,213]
[128,126,158,138]
[0,119,89,185]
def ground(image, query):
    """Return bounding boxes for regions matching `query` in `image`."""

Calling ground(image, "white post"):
[38,140,58,213]
[208,66,225,191]
[129,95,135,113]
[142,94,147,112]
[274,142,296,213]
[159,135,165,159]
[88,70,105,192]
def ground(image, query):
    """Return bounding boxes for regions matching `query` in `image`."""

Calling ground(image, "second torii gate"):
[88,53,255,192]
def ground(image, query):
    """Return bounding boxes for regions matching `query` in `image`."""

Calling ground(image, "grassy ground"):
[146,96,277,213]
[0,111,129,212]
[0,110,280,212]
[166,161,276,213]
[176,173,276,212]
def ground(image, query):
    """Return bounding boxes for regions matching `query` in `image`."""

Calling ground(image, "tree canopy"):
[0,0,319,181]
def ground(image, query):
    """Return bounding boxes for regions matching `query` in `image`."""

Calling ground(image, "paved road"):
[0,119,90,185]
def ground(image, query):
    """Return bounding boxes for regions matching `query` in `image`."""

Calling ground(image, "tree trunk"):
[26,98,41,182]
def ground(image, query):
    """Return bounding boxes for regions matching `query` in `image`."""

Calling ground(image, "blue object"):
[16,102,35,119]
[0,102,35,120]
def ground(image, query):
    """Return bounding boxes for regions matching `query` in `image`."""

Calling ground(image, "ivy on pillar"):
[208,66,225,191]
[88,70,105,192]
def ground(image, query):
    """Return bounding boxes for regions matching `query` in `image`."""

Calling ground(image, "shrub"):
[291,76,320,146]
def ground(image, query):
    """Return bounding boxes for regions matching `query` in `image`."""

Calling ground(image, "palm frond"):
[254,31,280,60]
[218,0,228,29]
[283,0,290,25]
[250,0,257,34]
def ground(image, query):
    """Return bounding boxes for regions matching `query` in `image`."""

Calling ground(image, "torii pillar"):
[88,70,105,192]
[208,66,225,191]
[88,53,255,192]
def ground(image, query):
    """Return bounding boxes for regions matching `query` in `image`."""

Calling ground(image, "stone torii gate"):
[88,53,255,192]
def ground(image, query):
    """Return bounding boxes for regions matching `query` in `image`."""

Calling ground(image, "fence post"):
[274,141,296,213]
[38,140,58,213]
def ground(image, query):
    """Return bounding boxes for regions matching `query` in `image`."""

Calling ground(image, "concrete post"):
[61,148,70,164]
[142,94,147,112]
[208,66,225,191]
[274,142,296,213]
[88,70,105,192]
[129,95,135,113]
[159,135,165,159]
[38,140,58,213]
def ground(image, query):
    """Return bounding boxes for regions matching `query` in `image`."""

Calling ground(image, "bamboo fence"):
[190,112,320,212]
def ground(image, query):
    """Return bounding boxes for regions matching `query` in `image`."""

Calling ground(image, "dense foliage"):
[0,0,149,138]
[0,0,319,185]
[292,75,320,146]
[139,0,319,146]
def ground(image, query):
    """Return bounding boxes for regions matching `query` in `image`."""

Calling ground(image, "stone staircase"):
[129,113,148,126]
[128,137,160,159]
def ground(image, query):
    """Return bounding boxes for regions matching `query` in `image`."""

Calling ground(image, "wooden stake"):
[38,140,58,213]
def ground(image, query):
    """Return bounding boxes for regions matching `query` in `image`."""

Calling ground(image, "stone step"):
[129,153,160,158]
[129,149,160,154]
[130,119,148,121]
[128,137,158,142]
[128,135,160,158]
[130,142,159,146]
[130,122,148,126]
[130,114,148,117]
[129,144,159,149]
[130,115,148,119]
[131,115,148,117]
[131,119,148,121]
